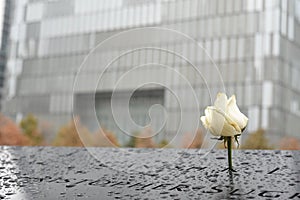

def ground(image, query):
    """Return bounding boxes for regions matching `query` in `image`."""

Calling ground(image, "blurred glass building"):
[2,0,300,144]
[0,0,10,108]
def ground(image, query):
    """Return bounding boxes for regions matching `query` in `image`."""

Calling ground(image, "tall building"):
[0,0,10,108]
[2,0,300,145]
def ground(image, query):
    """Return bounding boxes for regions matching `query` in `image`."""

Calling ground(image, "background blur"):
[0,0,299,149]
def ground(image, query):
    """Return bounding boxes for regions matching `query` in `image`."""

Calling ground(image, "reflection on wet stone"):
[0,146,299,199]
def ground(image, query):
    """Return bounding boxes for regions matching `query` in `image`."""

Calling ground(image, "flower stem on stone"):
[225,136,233,171]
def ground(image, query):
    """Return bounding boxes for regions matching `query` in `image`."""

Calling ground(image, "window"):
[281,11,287,36]
[43,0,74,18]
[265,10,273,33]
[229,38,236,60]
[26,2,44,22]
[291,65,300,89]
[272,34,280,56]
[288,15,294,40]
[226,0,233,13]
[246,0,255,12]
[93,90,165,144]
[26,22,41,39]
[220,38,228,61]
[264,34,271,56]
[237,37,244,59]
[296,0,300,22]
[212,39,219,60]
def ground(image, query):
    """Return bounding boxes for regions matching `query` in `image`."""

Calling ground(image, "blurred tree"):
[279,137,300,150]
[182,129,204,148]
[20,114,45,146]
[158,139,171,148]
[241,129,273,150]
[0,114,29,146]
[52,117,93,147]
[125,136,137,148]
[92,128,119,147]
[40,121,55,144]
[135,127,156,148]
[124,131,140,148]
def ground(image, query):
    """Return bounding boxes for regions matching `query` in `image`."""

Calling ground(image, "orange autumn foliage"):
[52,117,92,147]
[279,137,300,150]
[182,129,204,148]
[93,128,119,147]
[241,129,273,150]
[135,127,156,148]
[52,117,120,147]
[0,114,29,146]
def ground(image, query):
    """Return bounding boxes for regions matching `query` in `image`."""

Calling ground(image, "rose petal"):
[200,116,209,129]
[227,95,248,130]
[207,106,241,133]
[209,107,225,136]
[214,93,227,112]
[201,93,248,137]
[220,120,239,136]
[205,108,212,122]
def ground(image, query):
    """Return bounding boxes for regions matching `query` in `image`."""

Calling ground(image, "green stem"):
[226,136,233,171]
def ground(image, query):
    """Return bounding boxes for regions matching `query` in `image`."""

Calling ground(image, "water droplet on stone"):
[77,193,83,197]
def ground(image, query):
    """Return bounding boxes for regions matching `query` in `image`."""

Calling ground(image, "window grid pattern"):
[3,0,300,142]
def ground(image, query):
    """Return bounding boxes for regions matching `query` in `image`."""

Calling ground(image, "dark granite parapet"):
[0,146,299,199]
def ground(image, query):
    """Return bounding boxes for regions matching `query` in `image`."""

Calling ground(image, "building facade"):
[2,0,300,145]
[0,0,10,108]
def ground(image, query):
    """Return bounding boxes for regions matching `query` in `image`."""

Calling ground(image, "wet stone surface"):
[0,146,300,199]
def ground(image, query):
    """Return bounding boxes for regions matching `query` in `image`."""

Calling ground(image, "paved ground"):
[0,146,299,199]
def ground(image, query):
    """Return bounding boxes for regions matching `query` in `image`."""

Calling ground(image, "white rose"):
[200,93,248,137]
